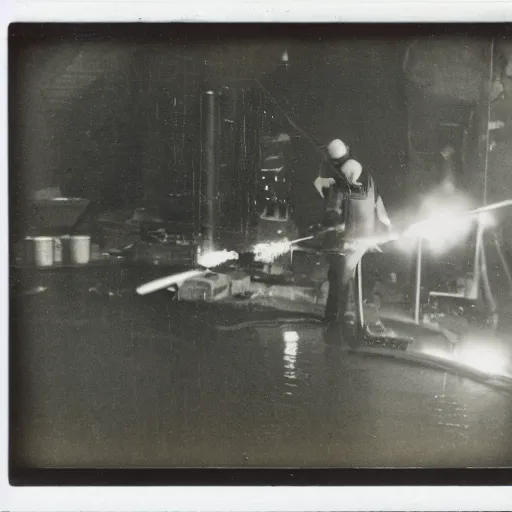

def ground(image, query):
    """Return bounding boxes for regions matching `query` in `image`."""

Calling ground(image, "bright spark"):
[197,249,239,268]
[253,238,291,263]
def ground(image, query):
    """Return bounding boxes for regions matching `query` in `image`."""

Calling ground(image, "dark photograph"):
[9,23,512,478]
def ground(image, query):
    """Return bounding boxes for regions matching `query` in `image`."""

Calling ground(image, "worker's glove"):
[313,176,336,199]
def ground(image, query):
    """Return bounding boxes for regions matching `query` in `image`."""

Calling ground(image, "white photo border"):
[3,2,512,511]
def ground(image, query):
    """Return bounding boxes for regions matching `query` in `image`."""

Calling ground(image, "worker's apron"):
[322,177,378,333]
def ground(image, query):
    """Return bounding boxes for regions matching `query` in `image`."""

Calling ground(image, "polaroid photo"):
[3,1,512,511]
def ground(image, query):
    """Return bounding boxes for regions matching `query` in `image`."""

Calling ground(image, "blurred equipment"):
[27,197,90,233]
[133,240,199,266]
[132,223,202,266]
[290,247,328,285]
[413,207,505,334]
[423,292,495,344]
[228,271,251,297]
[256,133,295,242]
[178,272,231,302]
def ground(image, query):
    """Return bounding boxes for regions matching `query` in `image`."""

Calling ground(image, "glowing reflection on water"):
[283,331,299,394]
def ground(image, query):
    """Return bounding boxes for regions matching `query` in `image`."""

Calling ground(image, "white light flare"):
[402,210,474,255]
[253,238,291,263]
[417,338,510,377]
[478,211,495,228]
[197,249,239,268]
[455,341,510,377]
[394,188,475,254]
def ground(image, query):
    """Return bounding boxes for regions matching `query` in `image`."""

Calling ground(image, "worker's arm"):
[313,159,336,198]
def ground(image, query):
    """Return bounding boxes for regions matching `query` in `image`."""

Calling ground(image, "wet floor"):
[10,264,512,468]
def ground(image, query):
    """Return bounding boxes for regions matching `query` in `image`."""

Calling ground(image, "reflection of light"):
[283,331,298,387]
[197,249,239,268]
[421,347,453,360]
[284,331,299,344]
[419,340,510,377]
[455,340,509,376]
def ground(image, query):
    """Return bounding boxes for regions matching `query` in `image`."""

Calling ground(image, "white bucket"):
[69,235,91,265]
[30,236,54,267]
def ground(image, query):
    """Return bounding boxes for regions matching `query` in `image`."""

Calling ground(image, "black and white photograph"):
[8,22,512,480]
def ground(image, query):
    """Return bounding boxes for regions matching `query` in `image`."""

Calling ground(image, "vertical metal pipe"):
[356,258,365,330]
[483,37,495,207]
[479,230,497,317]
[470,220,484,300]
[203,90,217,252]
[414,236,423,324]
[198,92,203,237]
[493,233,512,294]
[240,88,248,238]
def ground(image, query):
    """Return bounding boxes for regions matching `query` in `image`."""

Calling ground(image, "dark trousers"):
[325,251,362,330]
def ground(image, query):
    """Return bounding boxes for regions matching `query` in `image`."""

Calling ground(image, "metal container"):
[178,272,231,302]
[28,198,90,231]
[69,235,91,265]
[26,236,54,267]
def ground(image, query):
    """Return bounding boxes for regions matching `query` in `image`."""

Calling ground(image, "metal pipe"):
[467,199,512,216]
[479,231,497,317]
[203,90,217,252]
[414,236,423,324]
[483,37,495,207]
[493,234,512,294]
[198,93,203,237]
[470,220,485,300]
[356,258,365,330]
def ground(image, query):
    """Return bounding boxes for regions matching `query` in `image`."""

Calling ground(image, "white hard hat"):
[327,139,348,160]
[341,159,363,182]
